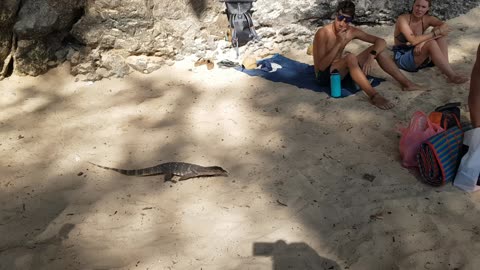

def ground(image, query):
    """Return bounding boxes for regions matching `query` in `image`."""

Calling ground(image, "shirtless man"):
[469,44,480,127]
[313,0,422,110]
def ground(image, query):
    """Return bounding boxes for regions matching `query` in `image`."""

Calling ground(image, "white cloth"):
[454,127,480,192]
[270,63,282,72]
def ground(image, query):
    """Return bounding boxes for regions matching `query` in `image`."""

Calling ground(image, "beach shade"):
[417,126,465,186]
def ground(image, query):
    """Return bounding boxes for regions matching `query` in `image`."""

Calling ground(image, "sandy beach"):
[1,6,480,270]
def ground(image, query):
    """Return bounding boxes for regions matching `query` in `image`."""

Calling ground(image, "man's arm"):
[313,28,344,73]
[396,15,436,46]
[469,44,480,127]
[353,27,387,53]
[353,27,386,75]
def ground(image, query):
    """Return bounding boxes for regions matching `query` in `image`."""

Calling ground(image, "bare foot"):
[371,93,395,110]
[402,83,428,91]
[447,74,469,84]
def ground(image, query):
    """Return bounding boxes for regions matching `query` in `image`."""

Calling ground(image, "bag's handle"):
[435,102,461,112]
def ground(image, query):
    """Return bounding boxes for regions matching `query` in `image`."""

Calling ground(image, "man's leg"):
[469,45,480,127]
[356,46,423,91]
[332,53,394,110]
[416,40,468,84]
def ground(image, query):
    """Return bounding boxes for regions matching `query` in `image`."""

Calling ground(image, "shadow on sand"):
[253,240,341,270]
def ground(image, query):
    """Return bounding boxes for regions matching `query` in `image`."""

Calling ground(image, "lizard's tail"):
[88,162,137,176]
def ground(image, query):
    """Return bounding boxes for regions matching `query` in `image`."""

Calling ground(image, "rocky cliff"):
[0,0,478,80]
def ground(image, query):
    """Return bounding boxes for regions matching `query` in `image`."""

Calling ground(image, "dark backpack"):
[432,102,462,130]
[221,0,259,57]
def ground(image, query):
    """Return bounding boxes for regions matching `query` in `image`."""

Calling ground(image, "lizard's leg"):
[178,174,197,181]
[164,173,176,183]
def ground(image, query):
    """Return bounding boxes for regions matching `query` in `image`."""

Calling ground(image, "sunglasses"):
[337,14,353,23]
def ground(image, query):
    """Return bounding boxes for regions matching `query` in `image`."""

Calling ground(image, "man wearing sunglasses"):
[313,1,423,110]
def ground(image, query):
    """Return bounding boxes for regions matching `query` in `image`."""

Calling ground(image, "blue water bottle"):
[330,69,341,98]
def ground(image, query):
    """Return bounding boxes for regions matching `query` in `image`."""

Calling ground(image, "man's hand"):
[336,29,348,46]
[362,54,375,75]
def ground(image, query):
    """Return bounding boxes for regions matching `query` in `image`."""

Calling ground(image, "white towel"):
[454,127,480,192]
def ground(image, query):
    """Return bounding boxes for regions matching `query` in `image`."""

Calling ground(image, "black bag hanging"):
[220,0,260,57]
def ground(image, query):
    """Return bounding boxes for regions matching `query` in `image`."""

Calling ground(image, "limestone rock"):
[14,39,51,76]
[126,55,165,74]
[99,51,131,78]
[0,0,478,80]
[0,0,20,26]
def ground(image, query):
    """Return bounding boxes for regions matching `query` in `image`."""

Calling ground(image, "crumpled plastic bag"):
[398,111,444,167]
[454,127,480,192]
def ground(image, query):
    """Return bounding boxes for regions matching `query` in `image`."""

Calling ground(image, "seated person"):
[469,44,480,127]
[393,0,469,84]
[313,1,423,110]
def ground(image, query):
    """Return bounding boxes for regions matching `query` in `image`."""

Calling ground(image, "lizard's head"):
[207,166,229,177]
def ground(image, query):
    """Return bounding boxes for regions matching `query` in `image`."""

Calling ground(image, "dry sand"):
[1,7,480,270]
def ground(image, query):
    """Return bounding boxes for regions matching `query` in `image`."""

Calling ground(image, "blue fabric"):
[393,45,434,72]
[235,54,384,98]
[393,46,418,72]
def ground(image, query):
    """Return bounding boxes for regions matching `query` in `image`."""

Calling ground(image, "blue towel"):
[235,54,385,98]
